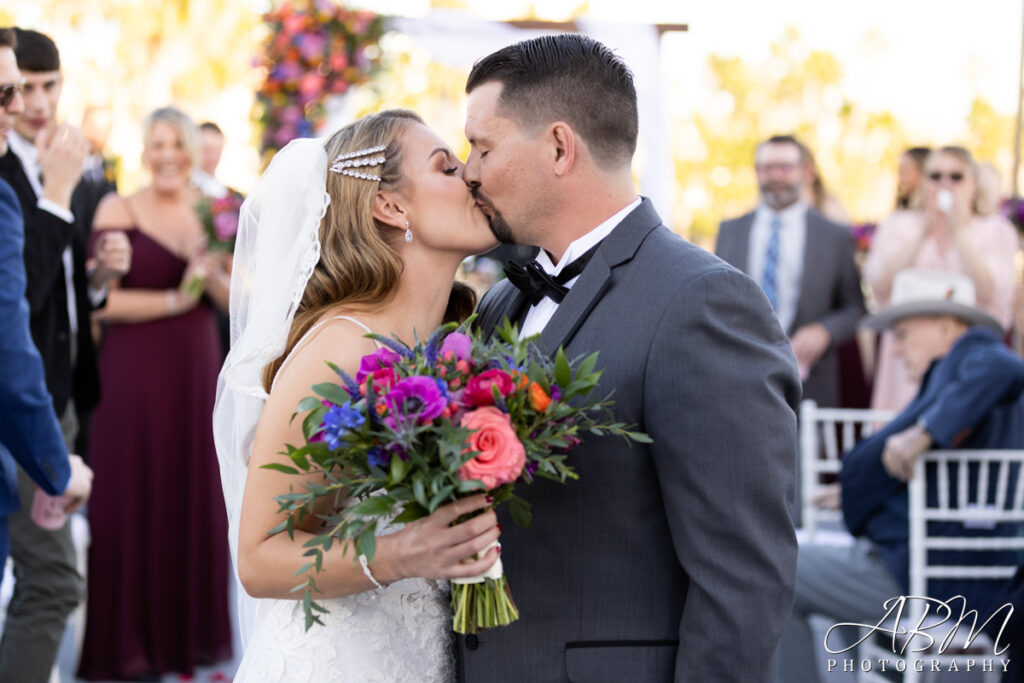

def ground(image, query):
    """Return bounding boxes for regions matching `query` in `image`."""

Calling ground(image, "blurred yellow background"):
[2,0,1021,248]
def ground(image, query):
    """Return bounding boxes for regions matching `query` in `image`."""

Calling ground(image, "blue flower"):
[322,403,365,449]
[367,446,390,468]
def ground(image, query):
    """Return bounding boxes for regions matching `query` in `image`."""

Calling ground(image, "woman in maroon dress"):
[78,106,233,680]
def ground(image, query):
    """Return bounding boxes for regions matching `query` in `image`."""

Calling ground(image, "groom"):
[461,34,801,682]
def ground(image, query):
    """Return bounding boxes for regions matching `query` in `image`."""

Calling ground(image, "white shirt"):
[8,130,81,334]
[519,197,642,339]
[747,201,807,333]
[192,168,228,198]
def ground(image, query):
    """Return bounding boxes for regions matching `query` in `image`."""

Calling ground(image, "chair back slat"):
[995,461,1010,510]
[799,400,895,540]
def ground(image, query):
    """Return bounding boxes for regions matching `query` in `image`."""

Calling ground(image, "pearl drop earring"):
[404,219,413,243]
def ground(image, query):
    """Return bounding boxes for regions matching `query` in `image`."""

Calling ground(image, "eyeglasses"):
[928,171,965,183]
[0,79,25,108]
[755,162,800,173]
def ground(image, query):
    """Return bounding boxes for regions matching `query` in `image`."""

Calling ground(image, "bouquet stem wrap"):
[450,540,517,633]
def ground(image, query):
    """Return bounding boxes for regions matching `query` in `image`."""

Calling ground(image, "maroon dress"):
[78,226,232,680]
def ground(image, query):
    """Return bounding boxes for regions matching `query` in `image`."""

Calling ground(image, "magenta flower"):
[383,376,448,428]
[213,212,238,241]
[439,332,472,363]
[356,347,402,385]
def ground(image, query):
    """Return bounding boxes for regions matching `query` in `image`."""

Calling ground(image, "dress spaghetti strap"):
[271,315,379,392]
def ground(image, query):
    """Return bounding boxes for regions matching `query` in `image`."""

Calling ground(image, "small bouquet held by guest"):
[196,190,245,252]
[181,190,244,298]
[266,319,649,634]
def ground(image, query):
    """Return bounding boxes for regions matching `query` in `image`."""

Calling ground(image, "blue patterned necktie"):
[761,215,782,310]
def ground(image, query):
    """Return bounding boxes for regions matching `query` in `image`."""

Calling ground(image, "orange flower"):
[529,382,551,412]
[509,370,529,390]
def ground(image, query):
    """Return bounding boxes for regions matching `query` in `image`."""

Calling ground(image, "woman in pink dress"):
[864,145,1018,412]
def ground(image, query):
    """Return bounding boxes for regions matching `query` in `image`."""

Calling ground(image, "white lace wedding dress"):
[233,576,454,682]
[231,316,456,682]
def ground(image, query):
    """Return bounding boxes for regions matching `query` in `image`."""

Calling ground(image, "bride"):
[214,110,501,681]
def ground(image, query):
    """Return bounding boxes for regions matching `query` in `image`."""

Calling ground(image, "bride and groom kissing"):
[214,33,801,682]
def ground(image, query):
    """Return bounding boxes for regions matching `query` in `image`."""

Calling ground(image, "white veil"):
[212,138,330,646]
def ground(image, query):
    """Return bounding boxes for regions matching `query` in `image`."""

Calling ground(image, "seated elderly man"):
[778,269,1024,683]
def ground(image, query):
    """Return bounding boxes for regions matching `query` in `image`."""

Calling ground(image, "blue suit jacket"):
[0,178,69,530]
[841,327,1024,607]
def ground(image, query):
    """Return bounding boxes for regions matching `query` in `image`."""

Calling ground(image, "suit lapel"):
[733,213,754,272]
[479,281,530,340]
[538,198,662,355]
[792,209,822,332]
[0,150,35,214]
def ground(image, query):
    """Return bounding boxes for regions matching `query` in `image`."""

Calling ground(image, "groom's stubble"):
[472,188,517,245]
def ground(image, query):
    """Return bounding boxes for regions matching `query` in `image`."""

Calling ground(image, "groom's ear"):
[549,122,575,177]
[372,191,406,232]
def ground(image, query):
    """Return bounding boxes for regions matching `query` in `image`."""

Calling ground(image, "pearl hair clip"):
[329,144,387,181]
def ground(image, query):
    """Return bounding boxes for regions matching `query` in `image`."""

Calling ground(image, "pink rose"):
[458,407,526,490]
[462,368,514,408]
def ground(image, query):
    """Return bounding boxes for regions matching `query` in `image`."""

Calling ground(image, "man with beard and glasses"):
[716,134,864,409]
[462,34,800,683]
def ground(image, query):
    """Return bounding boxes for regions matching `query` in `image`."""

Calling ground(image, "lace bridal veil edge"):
[212,138,330,646]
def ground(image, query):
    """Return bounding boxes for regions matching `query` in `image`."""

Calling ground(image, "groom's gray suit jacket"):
[459,199,801,683]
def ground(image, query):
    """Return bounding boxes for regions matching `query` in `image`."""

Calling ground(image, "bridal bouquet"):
[266,319,649,633]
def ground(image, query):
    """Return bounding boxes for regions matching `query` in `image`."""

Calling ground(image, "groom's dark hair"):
[467,33,638,167]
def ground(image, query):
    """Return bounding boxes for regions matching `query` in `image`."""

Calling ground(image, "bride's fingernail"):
[496,545,502,554]
[484,495,494,503]
[496,523,502,532]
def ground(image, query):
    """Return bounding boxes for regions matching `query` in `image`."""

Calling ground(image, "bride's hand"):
[382,494,501,583]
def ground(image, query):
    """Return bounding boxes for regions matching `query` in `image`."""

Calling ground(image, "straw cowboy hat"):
[861,269,1002,333]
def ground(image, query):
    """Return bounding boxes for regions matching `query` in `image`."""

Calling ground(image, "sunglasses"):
[0,79,24,108]
[928,171,965,183]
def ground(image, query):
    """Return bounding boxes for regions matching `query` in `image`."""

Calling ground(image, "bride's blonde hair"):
[262,110,475,390]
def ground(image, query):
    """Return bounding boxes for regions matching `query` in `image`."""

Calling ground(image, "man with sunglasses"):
[0,28,94,683]
[0,27,126,683]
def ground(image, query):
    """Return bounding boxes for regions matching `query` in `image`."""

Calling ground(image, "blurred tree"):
[676,27,910,246]
[5,0,265,191]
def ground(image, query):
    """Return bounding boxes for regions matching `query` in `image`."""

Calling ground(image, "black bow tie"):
[503,243,601,306]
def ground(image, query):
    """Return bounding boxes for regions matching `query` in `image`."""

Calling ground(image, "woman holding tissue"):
[864,145,1018,412]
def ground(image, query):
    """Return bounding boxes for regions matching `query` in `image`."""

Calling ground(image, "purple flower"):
[439,332,472,362]
[213,212,238,240]
[383,376,448,428]
[550,385,562,402]
[321,403,365,449]
[355,347,402,385]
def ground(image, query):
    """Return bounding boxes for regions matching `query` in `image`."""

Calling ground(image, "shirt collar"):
[536,196,642,276]
[8,129,36,167]
[756,200,807,225]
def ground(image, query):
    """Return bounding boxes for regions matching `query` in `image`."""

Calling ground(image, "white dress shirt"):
[519,196,642,339]
[747,201,807,333]
[8,130,82,334]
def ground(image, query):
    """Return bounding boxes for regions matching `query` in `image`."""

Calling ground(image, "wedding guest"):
[895,146,930,210]
[717,134,865,408]
[77,105,117,231]
[0,27,128,683]
[864,146,1017,413]
[77,105,232,680]
[800,143,852,225]
[192,120,228,198]
[0,23,92,600]
[779,269,1024,683]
